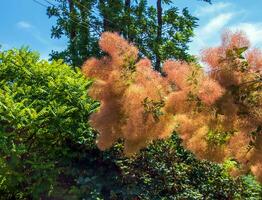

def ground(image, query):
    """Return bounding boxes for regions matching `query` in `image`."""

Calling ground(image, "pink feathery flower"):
[247,48,262,73]
[198,78,225,106]
[163,60,191,89]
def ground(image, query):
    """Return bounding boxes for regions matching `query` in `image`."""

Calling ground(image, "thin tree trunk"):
[155,0,162,72]
[78,1,89,62]
[124,0,131,39]
[99,0,110,31]
[125,0,131,8]
[68,0,77,68]
[68,0,77,40]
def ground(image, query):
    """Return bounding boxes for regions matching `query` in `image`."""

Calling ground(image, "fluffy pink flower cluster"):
[82,31,262,182]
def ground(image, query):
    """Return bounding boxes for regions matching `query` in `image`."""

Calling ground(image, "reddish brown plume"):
[82,31,262,182]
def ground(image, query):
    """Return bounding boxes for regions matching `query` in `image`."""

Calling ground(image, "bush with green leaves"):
[0,48,98,199]
[67,134,261,200]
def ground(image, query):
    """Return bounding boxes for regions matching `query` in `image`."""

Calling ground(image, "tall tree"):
[47,0,210,70]
[134,0,198,70]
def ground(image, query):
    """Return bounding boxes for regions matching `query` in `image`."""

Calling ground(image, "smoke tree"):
[82,31,262,182]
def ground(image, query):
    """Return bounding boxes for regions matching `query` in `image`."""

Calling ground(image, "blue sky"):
[1,0,262,59]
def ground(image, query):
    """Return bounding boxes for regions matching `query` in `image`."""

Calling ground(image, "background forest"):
[0,0,262,199]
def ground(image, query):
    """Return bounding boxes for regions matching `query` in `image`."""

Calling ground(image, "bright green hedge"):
[0,48,261,199]
[0,48,98,199]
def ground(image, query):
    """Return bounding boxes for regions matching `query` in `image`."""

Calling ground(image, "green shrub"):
[0,48,97,199]
[69,134,261,199]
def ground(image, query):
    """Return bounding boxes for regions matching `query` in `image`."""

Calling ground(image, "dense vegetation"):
[0,48,261,199]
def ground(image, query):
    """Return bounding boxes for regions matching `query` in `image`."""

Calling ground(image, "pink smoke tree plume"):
[82,31,262,182]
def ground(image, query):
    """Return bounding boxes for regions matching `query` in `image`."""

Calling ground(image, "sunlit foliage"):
[0,48,97,198]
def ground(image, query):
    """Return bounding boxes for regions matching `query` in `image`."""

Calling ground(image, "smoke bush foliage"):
[82,31,262,182]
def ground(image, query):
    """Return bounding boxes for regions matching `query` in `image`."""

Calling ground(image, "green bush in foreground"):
[0,48,261,199]
[0,48,97,198]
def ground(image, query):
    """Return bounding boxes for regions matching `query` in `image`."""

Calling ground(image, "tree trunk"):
[68,0,78,68]
[78,0,90,62]
[99,0,110,31]
[124,0,131,40]
[68,0,77,40]
[125,0,131,9]
[155,0,162,72]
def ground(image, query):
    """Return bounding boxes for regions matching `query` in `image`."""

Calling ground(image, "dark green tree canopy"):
[46,0,210,70]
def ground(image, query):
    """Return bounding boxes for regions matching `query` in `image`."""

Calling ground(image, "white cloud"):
[16,21,51,45]
[17,21,32,29]
[195,2,232,16]
[202,13,234,35]
[189,13,234,55]
[229,23,262,47]
[14,21,66,57]
[189,1,262,58]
